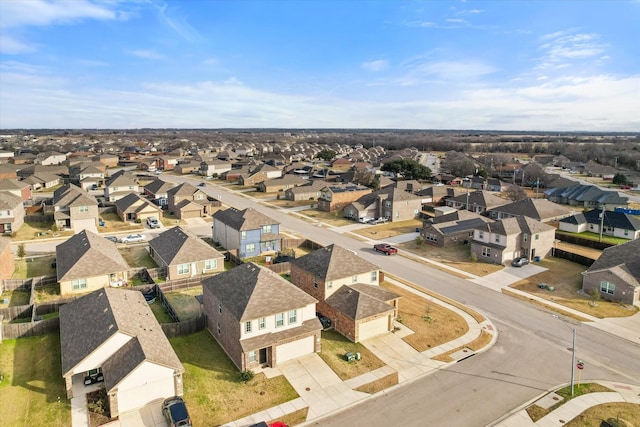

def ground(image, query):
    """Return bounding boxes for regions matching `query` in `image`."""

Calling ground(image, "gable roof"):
[325,284,397,320]
[560,209,640,231]
[0,192,22,210]
[212,207,279,231]
[202,263,316,321]
[144,178,174,195]
[487,198,573,221]
[545,184,628,205]
[585,239,640,284]
[446,190,509,209]
[475,216,555,237]
[149,226,223,265]
[56,229,129,281]
[291,244,379,281]
[52,183,98,207]
[167,182,199,197]
[59,287,183,379]
[114,192,161,214]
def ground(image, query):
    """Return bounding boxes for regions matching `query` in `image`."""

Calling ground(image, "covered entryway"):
[358,315,391,342]
[276,336,314,365]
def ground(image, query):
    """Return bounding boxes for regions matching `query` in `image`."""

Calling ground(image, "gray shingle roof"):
[114,192,161,214]
[212,207,279,231]
[144,178,174,195]
[52,183,98,207]
[325,284,397,320]
[559,209,640,231]
[59,288,184,382]
[56,229,129,281]
[0,192,22,210]
[291,244,379,281]
[202,263,316,321]
[487,198,572,221]
[586,239,640,280]
[148,226,223,266]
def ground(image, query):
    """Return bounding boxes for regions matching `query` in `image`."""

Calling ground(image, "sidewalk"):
[494,381,640,427]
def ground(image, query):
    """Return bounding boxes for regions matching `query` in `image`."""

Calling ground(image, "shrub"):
[415,236,424,246]
[239,370,255,383]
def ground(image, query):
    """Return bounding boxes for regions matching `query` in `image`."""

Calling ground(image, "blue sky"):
[0,0,638,131]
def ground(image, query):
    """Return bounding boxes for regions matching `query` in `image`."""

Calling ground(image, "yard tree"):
[17,243,25,259]
[315,149,337,162]
[381,159,431,180]
[504,184,527,201]
[612,173,627,185]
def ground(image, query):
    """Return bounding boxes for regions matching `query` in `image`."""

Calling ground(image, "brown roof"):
[325,284,397,320]
[56,229,129,282]
[202,263,317,321]
[291,244,378,281]
[148,226,223,266]
[59,288,183,380]
[212,207,279,231]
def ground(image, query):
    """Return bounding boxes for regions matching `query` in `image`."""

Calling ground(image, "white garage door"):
[276,336,314,364]
[73,218,97,234]
[117,376,175,413]
[358,316,390,341]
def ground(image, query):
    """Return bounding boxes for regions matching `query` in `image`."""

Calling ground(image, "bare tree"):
[504,184,527,201]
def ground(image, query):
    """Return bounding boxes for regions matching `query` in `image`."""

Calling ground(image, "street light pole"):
[570,327,576,396]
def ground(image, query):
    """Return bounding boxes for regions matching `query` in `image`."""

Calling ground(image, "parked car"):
[316,312,331,330]
[146,217,160,228]
[104,236,118,243]
[120,234,144,244]
[370,217,389,225]
[198,182,206,187]
[162,396,191,427]
[358,217,374,224]
[373,243,398,255]
[511,256,530,267]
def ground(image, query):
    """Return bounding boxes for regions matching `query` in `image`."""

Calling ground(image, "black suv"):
[162,396,191,427]
[316,313,331,330]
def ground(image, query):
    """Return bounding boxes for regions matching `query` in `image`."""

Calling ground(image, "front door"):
[259,348,267,364]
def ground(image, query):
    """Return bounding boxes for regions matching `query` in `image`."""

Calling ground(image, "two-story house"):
[77,165,106,190]
[48,183,99,233]
[485,198,573,223]
[470,216,556,265]
[35,150,66,166]
[104,171,139,202]
[0,178,32,201]
[143,178,174,207]
[157,156,179,171]
[238,163,282,186]
[148,226,224,280]
[290,244,400,343]
[344,185,423,222]
[212,207,281,257]
[317,184,372,212]
[202,263,322,370]
[199,159,232,177]
[167,182,216,219]
[445,190,509,213]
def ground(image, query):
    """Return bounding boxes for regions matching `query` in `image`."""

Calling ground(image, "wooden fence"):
[553,249,596,267]
[2,317,60,340]
[266,262,291,274]
[161,316,206,339]
[555,231,615,251]
[3,276,57,292]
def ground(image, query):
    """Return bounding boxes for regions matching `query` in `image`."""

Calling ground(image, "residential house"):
[174,161,201,175]
[48,184,99,233]
[167,182,216,219]
[93,154,119,168]
[290,244,400,343]
[35,151,66,166]
[415,185,466,207]
[0,192,25,234]
[544,184,628,210]
[470,216,556,264]
[583,160,618,180]
[143,178,174,207]
[199,159,232,177]
[283,180,325,201]
[16,164,67,180]
[212,207,281,257]
[21,172,61,190]
[104,171,139,202]
[10,153,36,165]
[55,230,130,295]
[238,163,282,186]
[0,163,19,179]
[559,209,640,240]
[114,192,162,223]
[485,198,573,223]
[331,157,352,171]
[344,185,423,222]
[581,239,640,306]
[148,226,224,280]
[60,288,184,417]
[317,184,372,212]
[157,156,179,171]
[421,209,493,247]
[0,237,15,280]
[78,165,105,190]
[445,190,510,213]
[0,178,31,201]
[202,263,321,370]
[257,175,307,193]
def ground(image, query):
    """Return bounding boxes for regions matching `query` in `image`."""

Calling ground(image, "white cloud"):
[0,35,37,54]
[537,30,608,69]
[126,50,165,60]
[401,58,497,83]
[362,60,389,72]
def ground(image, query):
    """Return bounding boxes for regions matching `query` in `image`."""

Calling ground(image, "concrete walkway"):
[495,381,640,427]
[70,395,89,427]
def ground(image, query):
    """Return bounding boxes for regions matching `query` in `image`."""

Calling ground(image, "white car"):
[120,234,145,244]
[146,217,160,228]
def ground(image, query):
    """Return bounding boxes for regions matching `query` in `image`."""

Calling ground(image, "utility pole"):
[599,204,605,242]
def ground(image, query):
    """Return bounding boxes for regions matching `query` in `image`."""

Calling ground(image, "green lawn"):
[0,334,71,426]
[170,330,299,426]
[556,230,631,246]
[118,247,158,269]
[318,330,386,380]
[13,255,57,279]
[149,300,175,323]
[0,289,31,307]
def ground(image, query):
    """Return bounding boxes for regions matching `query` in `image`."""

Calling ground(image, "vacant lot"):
[352,219,423,240]
[398,241,504,277]
[170,330,298,426]
[381,282,469,352]
[318,330,386,380]
[0,334,71,426]
[510,258,638,318]
[118,246,158,269]
[99,212,144,232]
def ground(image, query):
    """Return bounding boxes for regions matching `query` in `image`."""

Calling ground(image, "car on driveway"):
[146,217,160,228]
[162,396,191,427]
[104,236,118,243]
[120,233,144,244]
[198,182,206,187]
[511,256,530,267]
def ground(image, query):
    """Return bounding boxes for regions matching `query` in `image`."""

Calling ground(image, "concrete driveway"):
[113,401,167,427]
[470,263,547,291]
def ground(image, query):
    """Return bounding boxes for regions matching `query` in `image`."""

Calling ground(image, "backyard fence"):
[266,262,291,274]
[161,315,206,339]
[1,317,59,340]
[553,249,596,267]
[555,231,615,251]
[3,276,57,292]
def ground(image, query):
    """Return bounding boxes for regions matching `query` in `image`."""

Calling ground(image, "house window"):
[245,321,252,333]
[259,317,266,330]
[371,271,378,282]
[248,351,256,363]
[218,303,222,314]
[262,224,272,233]
[482,247,491,257]
[535,234,539,240]
[241,231,247,240]
[352,275,358,283]
[72,278,87,290]
[217,322,221,335]
[478,231,484,239]
[494,235,500,243]
[600,281,615,295]
[288,309,297,324]
[589,224,595,230]
[624,229,629,236]
[523,234,528,242]
[314,276,318,288]
[327,281,333,289]
[177,263,190,275]
[204,259,218,270]
[197,193,203,200]
[275,313,284,328]
[79,205,88,213]
[245,243,256,254]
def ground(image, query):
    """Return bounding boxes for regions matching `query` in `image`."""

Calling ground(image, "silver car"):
[120,234,144,244]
